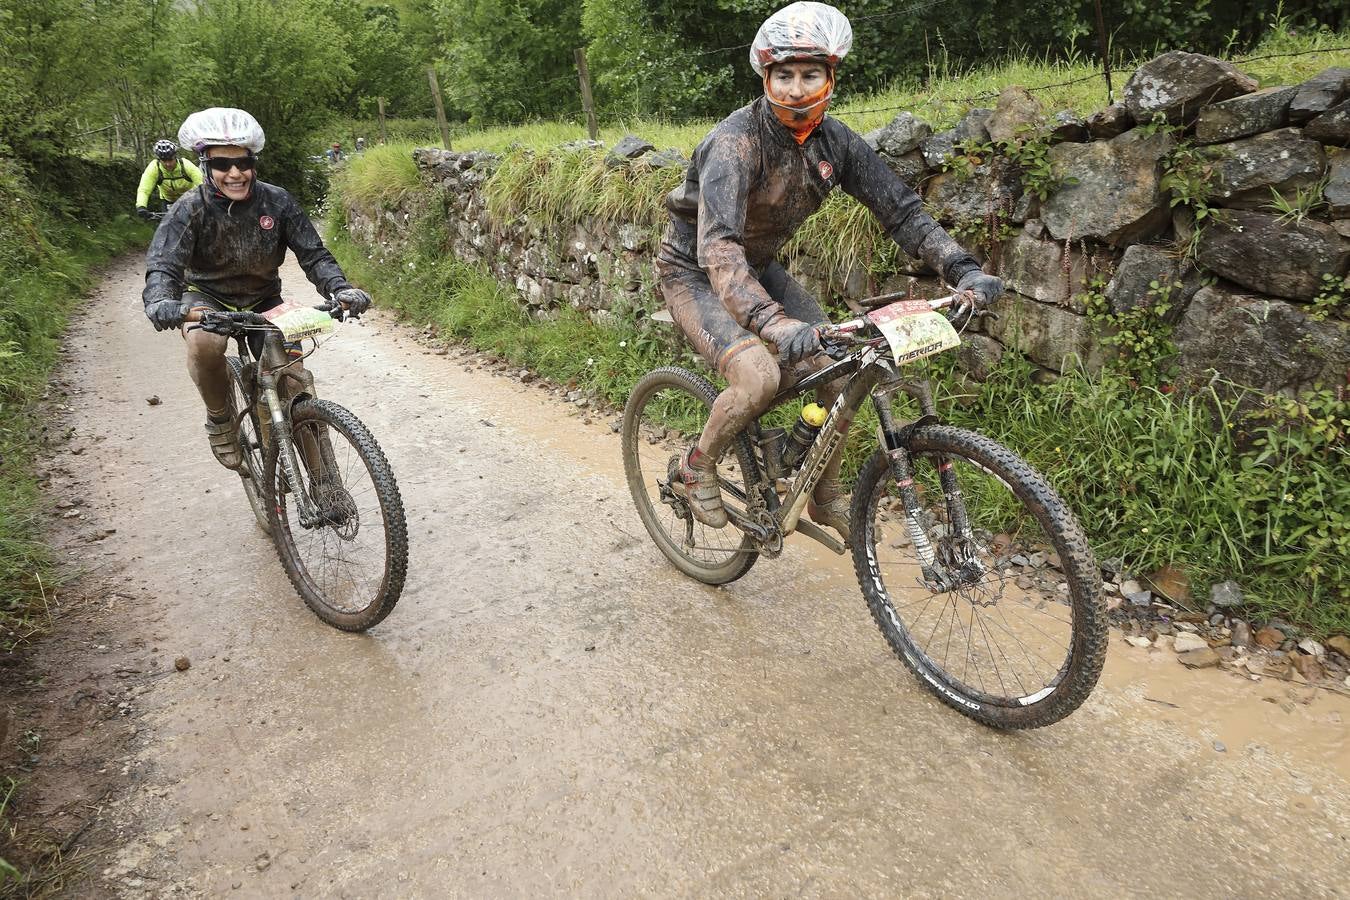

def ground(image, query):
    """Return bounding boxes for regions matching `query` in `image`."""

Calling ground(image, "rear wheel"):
[850,425,1106,729]
[265,399,408,631]
[225,356,270,534]
[621,367,761,585]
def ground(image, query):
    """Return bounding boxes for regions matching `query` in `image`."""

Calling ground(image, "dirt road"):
[30,254,1350,896]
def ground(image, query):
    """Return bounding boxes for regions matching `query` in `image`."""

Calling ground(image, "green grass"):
[484,147,684,230]
[331,142,424,210]
[0,159,149,650]
[406,26,1350,154]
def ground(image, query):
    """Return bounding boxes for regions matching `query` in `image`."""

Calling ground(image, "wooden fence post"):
[426,66,452,150]
[574,48,600,141]
[1093,0,1114,104]
[377,97,389,145]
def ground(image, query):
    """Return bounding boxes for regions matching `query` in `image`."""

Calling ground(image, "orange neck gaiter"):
[764,72,834,144]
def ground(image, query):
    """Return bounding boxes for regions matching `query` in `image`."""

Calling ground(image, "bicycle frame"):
[190,308,333,530]
[724,295,985,589]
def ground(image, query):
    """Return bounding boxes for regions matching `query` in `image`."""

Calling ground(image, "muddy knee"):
[183,328,230,414]
[725,347,780,410]
[700,347,780,458]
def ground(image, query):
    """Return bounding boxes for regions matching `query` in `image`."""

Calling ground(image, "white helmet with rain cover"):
[178,108,266,156]
[750,2,853,76]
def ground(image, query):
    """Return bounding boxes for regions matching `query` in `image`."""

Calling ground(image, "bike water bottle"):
[780,403,828,471]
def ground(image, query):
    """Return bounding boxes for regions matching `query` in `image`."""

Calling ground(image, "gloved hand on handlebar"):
[332,287,372,318]
[136,206,153,221]
[770,319,823,365]
[146,298,185,332]
[952,270,1004,325]
[956,270,1003,308]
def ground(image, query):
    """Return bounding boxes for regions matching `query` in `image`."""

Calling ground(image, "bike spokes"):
[853,426,1106,728]
[621,368,761,585]
[271,405,403,624]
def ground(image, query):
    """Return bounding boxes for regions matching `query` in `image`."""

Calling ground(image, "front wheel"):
[850,425,1106,729]
[265,399,408,631]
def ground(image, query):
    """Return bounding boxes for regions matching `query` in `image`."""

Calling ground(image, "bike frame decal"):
[866,300,961,366]
[261,301,336,341]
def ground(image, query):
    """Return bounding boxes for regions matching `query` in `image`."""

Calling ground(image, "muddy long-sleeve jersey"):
[658,97,979,336]
[142,180,353,311]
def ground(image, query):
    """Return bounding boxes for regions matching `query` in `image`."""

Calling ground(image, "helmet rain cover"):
[178,108,266,156]
[750,2,853,76]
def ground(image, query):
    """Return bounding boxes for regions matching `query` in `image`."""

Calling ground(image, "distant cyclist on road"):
[657,1,1002,542]
[135,139,203,220]
[141,108,372,469]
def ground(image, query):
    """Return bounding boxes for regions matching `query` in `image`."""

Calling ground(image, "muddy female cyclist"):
[658,1,1002,542]
[141,107,371,469]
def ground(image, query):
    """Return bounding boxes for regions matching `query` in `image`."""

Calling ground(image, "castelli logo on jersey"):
[818,159,834,181]
[259,215,275,230]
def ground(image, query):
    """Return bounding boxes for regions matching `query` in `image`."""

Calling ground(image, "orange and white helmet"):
[750,2,853,76]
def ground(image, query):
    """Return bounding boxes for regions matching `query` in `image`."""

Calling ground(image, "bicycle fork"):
[255,343,334,530]
[871,378,983,592]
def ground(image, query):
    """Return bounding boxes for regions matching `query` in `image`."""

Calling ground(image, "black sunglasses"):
[204,156,256,173]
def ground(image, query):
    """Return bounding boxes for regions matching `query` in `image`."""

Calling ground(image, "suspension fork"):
[258,337,325,528]
[871,378,973,589]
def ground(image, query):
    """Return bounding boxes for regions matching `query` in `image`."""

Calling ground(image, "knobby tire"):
[850,425,1107,729]
[265,398,408,631]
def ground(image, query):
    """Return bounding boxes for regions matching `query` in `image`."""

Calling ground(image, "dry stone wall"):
[343,51,1349,396]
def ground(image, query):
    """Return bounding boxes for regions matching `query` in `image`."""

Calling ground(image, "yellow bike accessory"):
[801,403,828,427]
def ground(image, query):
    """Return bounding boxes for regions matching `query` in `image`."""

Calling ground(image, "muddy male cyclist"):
[659,1,1002,542]
[135,139,203,219]
[141,107,371,468]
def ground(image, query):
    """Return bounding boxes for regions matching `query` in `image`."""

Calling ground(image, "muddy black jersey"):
[659,97,976,335]
[143,181,351,311]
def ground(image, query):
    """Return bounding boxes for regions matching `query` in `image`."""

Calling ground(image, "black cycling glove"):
[146,298,185,332]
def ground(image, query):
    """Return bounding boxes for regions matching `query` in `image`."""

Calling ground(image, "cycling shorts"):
[656,259,827,375]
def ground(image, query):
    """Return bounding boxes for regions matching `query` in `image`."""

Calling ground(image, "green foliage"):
[1001,129,1073,202]
[430,0,584,124]
[166,0,355,197]
[484,147,684,231]
[0,159,149,648]
[1310,273,1348,322]
[1082,276,1179,383]
[1160,138,1219,226]
[331,142,424,209]
[1265,175,1330,225]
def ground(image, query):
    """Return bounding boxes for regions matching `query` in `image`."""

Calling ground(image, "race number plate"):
[261,302,336,341]
[866,300,961,366]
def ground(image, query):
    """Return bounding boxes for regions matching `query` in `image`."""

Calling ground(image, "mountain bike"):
[186,299,408,631]
[621,292,1107,729]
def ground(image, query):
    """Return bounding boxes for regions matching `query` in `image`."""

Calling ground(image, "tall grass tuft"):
[485,146,683,231]
[0,159,149,647]
[330,142,424,210]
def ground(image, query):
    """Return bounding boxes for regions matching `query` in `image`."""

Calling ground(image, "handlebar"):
[820,293,958,341]
[184,300,350,336]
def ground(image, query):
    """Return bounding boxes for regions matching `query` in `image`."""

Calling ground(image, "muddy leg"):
[698,347,780,460]
[182,326,231,419]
